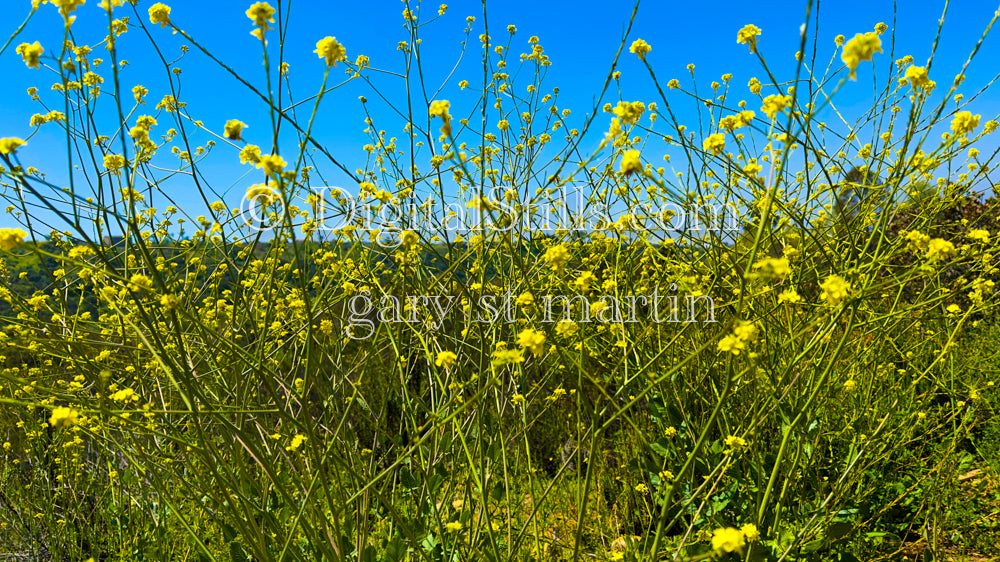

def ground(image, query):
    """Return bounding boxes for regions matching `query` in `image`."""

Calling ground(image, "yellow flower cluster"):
[820,275,851,306]
[148,3,171,28]
[903,65,935,93]
[703,133,726,155]
[620,149,643,175]
[841,32,883,80]
[629,38,651,61]
[761,94,792,120]
[517,328,546,355]
[719,110,755,132]
[435,350,458,369]
[225,119,248,141]
[0,228,28,252]
[717,322,757,355]
[543,243,570,272]
[611,101,646,125]
[737,24,762,52]
[951,111,980,137]
[16,42,44,69]
[0,137,26,155]
[314,36,347,66]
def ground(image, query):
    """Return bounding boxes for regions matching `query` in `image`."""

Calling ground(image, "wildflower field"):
[2,0,1000,560]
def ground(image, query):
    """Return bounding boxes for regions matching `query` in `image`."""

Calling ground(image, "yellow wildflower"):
[925,238,955,262]
[435,350,458,370]
[50,407,80,429]
[148,3,171,28]
[737,24,761,52]
[224,119,247,140]
[951,111,980,137]
[820,275,851,305]
[761,94,791,120]
[842,32,883,80]
[629,38,652,61]
[712,527,746,554]
[703,133,726,155]
[0,229,28,251]
[517,328,546,355]
[16,42,44,69]
[257,153,287,177]
[245,2,276,29]
[314,36,347,66]
[0,138,26,155]
[620,149,643,175]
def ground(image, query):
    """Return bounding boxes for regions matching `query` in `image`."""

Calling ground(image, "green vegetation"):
[1,2,999,561]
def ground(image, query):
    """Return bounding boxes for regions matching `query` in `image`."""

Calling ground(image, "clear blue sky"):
[2,0,999,235]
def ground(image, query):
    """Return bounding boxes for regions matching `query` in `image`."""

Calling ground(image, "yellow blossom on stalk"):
[905,230,930,252]
[224,119,247,140]
[843,379,857,392]
[543,244,570,272]
[741,524,760,542]
[967,229,990,243]
[725,435,747,452]
[712,527,746,554]
[841,32,882,80]
[620,149,643,176]
[925,238,955,262]
[517,328,546,355]
[103,154,127,174]
[400,230,419,248]
[950,111,980,137]
[778,289,801,304]
[748,77,762,94]
[429,100,451,119]
[148,3,171,28]
[16,42,44,69]
[51,0,86,19]
[761,94,791,120]
[492,348,524,367]
[240,144,262,165]
[257,153,287,177]
[0,229,28,252]
[753,256,791,280]
[314,36,347,66]
[0,138,26,155]
[630,38,652,61]
[246,2,276,29]
[820,275,851,305]
[49,407,80,429]
[286,434,306,451]
[611,101,646,125]
[904,65,935,92]
[246,184,278,204]
[435,350,458,369]
[733,322,757,342]
[110,388,138,402]
[703,133,726,155]
[736,24,761,52]
[128,274,153,293]
[555,320,578,338]
[446,521,463,532]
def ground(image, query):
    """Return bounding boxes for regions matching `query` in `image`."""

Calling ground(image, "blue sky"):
[2,0,999,235]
